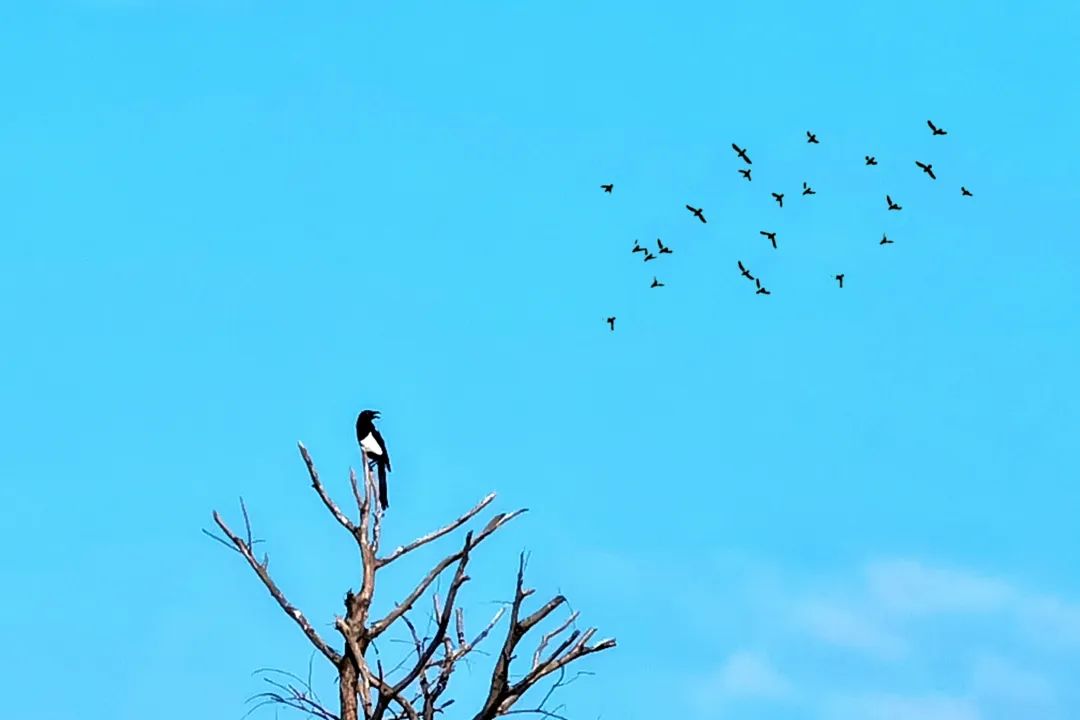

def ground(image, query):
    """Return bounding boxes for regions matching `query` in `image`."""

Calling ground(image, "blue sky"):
[1,1,1077,719]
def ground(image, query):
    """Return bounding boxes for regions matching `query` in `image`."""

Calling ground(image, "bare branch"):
[299,442,356,532]
[378,494,498,567]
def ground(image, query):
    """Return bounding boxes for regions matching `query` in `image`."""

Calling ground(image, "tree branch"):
[299,442,356,533]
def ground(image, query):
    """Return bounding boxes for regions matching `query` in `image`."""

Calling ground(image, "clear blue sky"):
[1,2,1077,719]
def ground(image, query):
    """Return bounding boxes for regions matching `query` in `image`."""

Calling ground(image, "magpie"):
[739,168,752,181]
[686,204,708,223]
[732,143,752,164]
[601,183,614,193]
[880,233,894,245]
[865,155,878,166]
[657,238,673,254]
[802,181,816,195]
[772,192,784,208]
[961,186,973,197]
[915,160,936,179]
[606,316,616,331]
[806,131,819,144]
[927,120,947,136]
[886,194,902,211]
[755,277,771,295]
[632,240,645,254]
[355,410,392,511]
[738,260,755,281]
[835,273,844,288]
[760,230,777,249]
[651,277,664,288]
[643,250,656,262]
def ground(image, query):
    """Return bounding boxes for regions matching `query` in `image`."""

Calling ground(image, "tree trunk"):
[339,655,359,720]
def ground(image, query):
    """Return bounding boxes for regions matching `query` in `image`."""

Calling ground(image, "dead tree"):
[207,443,616,720]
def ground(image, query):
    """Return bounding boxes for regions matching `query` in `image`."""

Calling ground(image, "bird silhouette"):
[601,183,613,193]
[606,316,615,331]
[732,143,752,164]
[739,168,752,181]
[835,273,844,288]
[643,251,656,262]
[657,239,673,254]
[927,120,947,136]
[755,277,771,295]
[865,155,878,166]
[686,204,707,223]
[632,240,645,254]
[806,131,819,144]
[915,161,937,180]
[772,192,784,208]
[880,233,894,245]
[651,277,664,288]
[355,410,392,511]
[961,186,973,197]
[738,260,755,280]
[802,181,816,195]
[760,230,778,249]
[886,195,902,211]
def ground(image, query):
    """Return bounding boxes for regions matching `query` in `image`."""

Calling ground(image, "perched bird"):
[961,186,973,197]
[601,183,614,193]
[755,277,771,295]
[865,155,878,166]
[657,238,673,254]
[643,250,656,262]
[886,195,902,211]
[355,410,392,511]
[835,273,844,288]
[686,204,708,223]
[806,131,819,144]
[651,277,664,288]
[732,143,752,164]
[915,160,937,179]
[802,181,816,195]
[739,168,752,181]
[606,316,615,331]
[772,192,784,208]
[880,233,894,245]
[927,120,947,136]
[632,240,645,253]
[760,230,778,249]
[738,260,755,280]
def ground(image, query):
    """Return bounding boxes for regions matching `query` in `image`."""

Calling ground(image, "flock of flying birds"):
[601,120,975,332]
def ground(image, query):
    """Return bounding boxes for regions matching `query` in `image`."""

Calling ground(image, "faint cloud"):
[970,654,1055,707]
[865,559,1014,616]
[795,599,907,660]
[708,650,794,699]
[827,693,981,720]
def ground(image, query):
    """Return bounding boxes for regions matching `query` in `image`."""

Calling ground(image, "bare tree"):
[207,443,616,720]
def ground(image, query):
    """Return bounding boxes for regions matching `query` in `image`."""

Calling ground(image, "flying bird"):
[961,186,973,197]
[802,181,816,196]
[657,239,673,255]
[643,251,656,262]
[651,277,664,288]
[760,230,778,249]
[886,195,902,211]
[880,233,894,245]
[356,410,392,511]
[915,161,937,180]
[755,277,771,295]
[927,120,947,136]
[606,316,615,331]
[772,192,784,208]
[686,204,708,223]
[835,273,844,288]
[632,240,645,254]
[865,155,878,166]
[601,183,613,193]
[806,131,819,144]
[732,143,752,164]
[739,168,752,181]
[738,261,755,280]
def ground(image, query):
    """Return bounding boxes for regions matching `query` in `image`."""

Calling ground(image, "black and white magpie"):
[355,409,392,510]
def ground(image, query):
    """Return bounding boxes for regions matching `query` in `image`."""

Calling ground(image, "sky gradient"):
[1,2,1078,719]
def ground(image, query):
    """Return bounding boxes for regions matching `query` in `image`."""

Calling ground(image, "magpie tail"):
[378,463,389,511]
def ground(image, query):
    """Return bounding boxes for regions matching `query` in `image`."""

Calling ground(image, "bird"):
[738,260,755,280]
[686,204,708,223]
[835,273,844,288]
[880,233,894,245]
[886,195,902,211]
[915,160,937,180]
[802,181,816,196]
[657,238,673,255]
[732,143,752,164]
[606,316,615,331]
[643,250,656,262]
[632,240,645,253]
[651,277,664,288]
[601,183,613,193]
[760,230,778,249]
[739,168,752,181]
[755,278,771,295]
[961,186,973,197]
[355,410,392,511]
[865,155,878,166]
[772,192,784,208]
[806,131,819,144]
[927,120,947,136]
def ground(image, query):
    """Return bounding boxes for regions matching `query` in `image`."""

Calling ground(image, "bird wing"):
[732,143,741,152]
[928,169,936,179]
[927,120,936,131]
[738,261,747,271]
[359,431,384,457]
[370,429,390,470]
[916,161,926,169]
[886,195,893,204]
[686,204,695,212]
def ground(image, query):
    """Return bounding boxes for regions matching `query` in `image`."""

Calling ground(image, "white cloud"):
[795,599,907,660]
[970,654,1055,706]
[827,693,981,720]
[865,559,1014,616]
[707,650,793,700]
